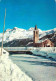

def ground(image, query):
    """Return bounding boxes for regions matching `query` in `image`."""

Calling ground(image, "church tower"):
[33,25,39,46]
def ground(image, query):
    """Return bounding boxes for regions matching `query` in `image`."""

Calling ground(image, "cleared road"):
[10,54,56,81]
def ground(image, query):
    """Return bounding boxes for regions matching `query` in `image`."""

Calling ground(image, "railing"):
[3,47,56,52]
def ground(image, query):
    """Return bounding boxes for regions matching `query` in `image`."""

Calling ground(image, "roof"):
[35,25,38,30]
[37,38,49,43]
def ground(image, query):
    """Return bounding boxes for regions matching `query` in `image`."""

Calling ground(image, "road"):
[10,54,56,81]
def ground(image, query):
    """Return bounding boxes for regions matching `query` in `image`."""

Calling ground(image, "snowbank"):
[0,48,9,59]
[31,47,56,60]
[0,51,32,81]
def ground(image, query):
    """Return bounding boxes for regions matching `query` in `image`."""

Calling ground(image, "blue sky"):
[0,0,56,32]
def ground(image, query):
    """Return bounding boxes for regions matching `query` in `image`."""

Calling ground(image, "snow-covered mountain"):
[0,27,43,42]
[39,28,56,39]
[0,27,56,47]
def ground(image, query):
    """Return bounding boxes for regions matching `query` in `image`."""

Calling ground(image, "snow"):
[0,48,32,81]
[31,47,56,60]
[39,28,56,39]
[28,27,34,31]
[0,27,56,44]
[10,54,56,81]
[0,48,9,58]
[0,27,42,42]
[0,47,56,81]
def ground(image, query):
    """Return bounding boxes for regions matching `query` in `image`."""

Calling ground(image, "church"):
[33,25,54,47]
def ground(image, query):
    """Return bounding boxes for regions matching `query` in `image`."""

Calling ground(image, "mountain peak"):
[28,27,34,31]
[13,27,19,30]
[13,27,26,31]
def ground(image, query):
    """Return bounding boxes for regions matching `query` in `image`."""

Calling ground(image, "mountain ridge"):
[0,27,56,47]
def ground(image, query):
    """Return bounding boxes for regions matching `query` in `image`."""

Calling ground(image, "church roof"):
[35,25,38,30]
[37,38,49,43]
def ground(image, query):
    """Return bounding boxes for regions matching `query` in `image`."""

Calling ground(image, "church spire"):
[35,25,37,30]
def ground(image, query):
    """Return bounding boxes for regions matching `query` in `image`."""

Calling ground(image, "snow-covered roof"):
[37,38,49,43]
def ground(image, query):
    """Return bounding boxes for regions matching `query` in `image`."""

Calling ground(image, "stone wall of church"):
[34,39,54,47]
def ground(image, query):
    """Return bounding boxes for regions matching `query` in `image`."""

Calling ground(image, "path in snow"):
[10,54,56,81]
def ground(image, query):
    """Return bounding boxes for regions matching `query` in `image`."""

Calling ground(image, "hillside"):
[0,27,56,47]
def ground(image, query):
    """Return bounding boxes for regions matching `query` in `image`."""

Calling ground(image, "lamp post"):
[0,8,6,56]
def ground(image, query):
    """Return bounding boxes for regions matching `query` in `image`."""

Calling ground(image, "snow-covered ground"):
[0,27,56,43]
[10,54,56,81]
[4,47,56,60]
[31,47,56,60]
[0,48,32,81]
[0,47,56,81]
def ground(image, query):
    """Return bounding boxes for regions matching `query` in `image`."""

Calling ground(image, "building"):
[33,25,39,45]
[33,25,54,47]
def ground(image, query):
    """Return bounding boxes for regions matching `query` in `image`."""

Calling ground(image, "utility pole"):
[0,8,6,56]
